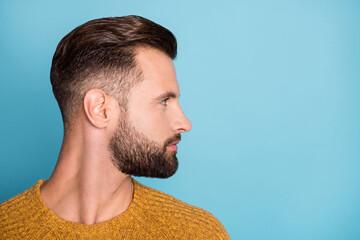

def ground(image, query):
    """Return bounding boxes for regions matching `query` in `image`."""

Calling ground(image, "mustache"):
[163,134,181,147]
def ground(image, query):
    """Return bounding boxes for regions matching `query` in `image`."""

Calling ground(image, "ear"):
[83,89,112,128]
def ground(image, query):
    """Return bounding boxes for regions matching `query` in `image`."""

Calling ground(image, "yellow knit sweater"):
[0,179,230,239]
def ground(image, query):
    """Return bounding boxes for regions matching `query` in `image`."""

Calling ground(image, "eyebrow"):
[154,91,179,101]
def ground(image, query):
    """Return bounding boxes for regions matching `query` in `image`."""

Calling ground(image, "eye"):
[160,98,169,106]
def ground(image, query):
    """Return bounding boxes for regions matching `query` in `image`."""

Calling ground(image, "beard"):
[108,114,181,178]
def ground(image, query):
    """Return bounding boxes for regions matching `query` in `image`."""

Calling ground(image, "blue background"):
[1,0,359,239]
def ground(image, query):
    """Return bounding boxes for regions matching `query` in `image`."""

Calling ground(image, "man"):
[0,16,230,239]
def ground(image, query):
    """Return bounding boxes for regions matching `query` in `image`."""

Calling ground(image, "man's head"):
[50,16,191,178]
[50,15,177,130]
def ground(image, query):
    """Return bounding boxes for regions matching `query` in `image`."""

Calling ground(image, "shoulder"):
[0,183,36,220]
[0,181,47,238]
[133,179,231,239]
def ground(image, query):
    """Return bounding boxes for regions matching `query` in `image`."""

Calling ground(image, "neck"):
[40,123,133,225]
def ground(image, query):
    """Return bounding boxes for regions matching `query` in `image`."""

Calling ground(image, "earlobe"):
[83,89,110,128]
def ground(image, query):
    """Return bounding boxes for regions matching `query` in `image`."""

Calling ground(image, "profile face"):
[109,47,192,178]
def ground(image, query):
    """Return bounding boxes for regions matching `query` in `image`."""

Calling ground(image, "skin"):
[40,47,192,225]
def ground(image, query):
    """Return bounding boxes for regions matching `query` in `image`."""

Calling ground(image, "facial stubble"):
[109,114,181,178]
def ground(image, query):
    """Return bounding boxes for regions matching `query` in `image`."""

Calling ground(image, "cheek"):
[128,107,170,141]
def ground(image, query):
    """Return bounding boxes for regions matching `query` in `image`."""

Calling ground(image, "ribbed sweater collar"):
[30,178,143,233]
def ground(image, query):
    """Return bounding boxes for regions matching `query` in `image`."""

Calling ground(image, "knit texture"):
[0,179,230,239]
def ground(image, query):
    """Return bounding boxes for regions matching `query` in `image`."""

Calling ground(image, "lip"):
[166,141,179,151]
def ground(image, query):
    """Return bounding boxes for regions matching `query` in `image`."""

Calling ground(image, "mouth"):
[166,141,179,151]
[164,134,181,152]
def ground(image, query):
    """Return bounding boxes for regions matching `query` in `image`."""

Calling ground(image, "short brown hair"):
[50,15,177,130]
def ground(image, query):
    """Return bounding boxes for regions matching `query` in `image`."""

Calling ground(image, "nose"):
[171,106,192,133]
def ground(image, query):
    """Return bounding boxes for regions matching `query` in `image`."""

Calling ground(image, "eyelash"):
[160,98,169,106]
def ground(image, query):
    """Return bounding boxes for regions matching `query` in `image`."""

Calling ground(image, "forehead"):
[132,47,180,96]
